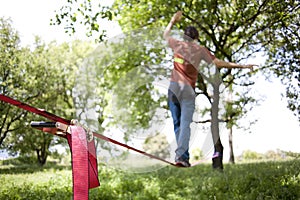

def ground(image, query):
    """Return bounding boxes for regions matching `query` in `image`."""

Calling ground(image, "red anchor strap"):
[67,126,100,200]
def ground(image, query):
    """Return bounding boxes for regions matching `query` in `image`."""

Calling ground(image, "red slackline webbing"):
[92,131,176,166]
[0,94,70,125]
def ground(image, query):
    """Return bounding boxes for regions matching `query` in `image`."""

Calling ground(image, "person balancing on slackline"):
[164,11,257,167]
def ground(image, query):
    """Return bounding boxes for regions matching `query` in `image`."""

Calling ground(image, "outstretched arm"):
[163,11,182,40]
[213,58,257,71]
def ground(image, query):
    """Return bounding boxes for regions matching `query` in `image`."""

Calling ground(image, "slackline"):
[0,94,177,166]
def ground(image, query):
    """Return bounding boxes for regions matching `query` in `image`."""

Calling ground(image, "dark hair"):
[183,26,199,41]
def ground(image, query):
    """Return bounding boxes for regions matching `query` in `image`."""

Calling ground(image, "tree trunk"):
[211,81,224,170]
[228,126,235,164]
[36,138,50,166]
[36,148,48,166]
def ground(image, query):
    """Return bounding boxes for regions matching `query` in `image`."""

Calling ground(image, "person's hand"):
[245,64,258,71]
[171,11,182,23]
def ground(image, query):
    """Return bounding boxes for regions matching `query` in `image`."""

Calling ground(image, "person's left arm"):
[213,58,257,71]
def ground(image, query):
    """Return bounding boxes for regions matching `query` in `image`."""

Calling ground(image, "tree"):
[0,18,94,165]
[223,85,257,164]
[19,39,93,165]
[110,0,263,169]
[0,17,33,147]
[52,0,300,169]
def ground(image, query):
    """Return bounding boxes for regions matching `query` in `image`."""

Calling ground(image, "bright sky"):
[1,0,299,161]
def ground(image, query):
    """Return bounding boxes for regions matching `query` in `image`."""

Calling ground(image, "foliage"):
[238,149,299,162]
[242,150,264,161]
[0,17,95,165]
[112,1,299,168]
[73,27,170,140]
[143,132,170,159]
[50,0,114,42]
[265,2,300,121]
[53,0,300,124]
[2,39,93,165]
[190,148,204,163]
[1,159,300,199]
[0,17,25,146]
[281,150,300,159]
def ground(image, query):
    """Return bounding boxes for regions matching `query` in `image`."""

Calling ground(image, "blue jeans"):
[168,82,195,162]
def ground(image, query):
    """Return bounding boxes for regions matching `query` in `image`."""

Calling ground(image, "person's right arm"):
[163,11,182,40]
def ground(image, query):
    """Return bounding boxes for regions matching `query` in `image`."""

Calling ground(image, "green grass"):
[1,159,300,200]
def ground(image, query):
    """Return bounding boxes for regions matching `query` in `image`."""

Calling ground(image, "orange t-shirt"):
[168,38,216,88]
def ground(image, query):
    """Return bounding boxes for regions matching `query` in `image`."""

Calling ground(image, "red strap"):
[87,139,100,189]
[67,129,100,192]
[67,126,89,200]
[92,132,176,166]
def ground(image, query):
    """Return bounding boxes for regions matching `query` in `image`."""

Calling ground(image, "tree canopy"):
[53,0,299,121]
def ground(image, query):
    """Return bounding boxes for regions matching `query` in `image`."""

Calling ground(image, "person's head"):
[183,26,199,41]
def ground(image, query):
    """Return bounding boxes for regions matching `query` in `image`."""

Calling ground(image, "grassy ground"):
[0,159,300,200]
